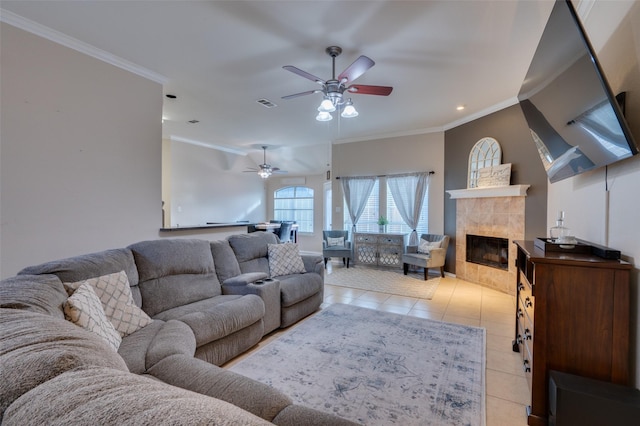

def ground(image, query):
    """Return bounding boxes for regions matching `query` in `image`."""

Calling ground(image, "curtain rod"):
[335,171,434,180]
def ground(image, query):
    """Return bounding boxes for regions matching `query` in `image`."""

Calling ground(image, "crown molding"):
[1,9,168,85]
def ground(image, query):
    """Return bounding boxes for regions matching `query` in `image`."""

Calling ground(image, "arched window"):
[274,186,314,233]
[468,137,502,188]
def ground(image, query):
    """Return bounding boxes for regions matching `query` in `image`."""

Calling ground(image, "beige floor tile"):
[442,314,481,327]
[356,291,391,303]
[487,348,526,377]
[407,307,445,321]
[486,396,529,426]
[486,369,530,405]
[347,299,382,310]
[445,304,482,320]
[324,294,356,305]
[482,318,516,338]
[486,333,516,353]
[481,309,514,325]
[384,294,419,309]
[413,298,450,312]
[377,303,412,315]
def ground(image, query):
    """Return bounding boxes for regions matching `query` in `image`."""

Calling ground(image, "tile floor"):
[226,263,531,425]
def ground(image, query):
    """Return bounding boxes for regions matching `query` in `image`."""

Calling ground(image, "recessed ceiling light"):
[456,105,466,111]
[188,119,199,124]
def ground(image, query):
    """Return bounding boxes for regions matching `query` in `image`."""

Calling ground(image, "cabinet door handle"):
[523,359,531,373]
[524,329,532,340]
[517,308,524,319]
[518,283,525,292]
[516,334,523,345]
[525,297,532,308]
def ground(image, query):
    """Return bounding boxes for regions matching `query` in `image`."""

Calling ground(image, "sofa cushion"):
[228,232,277,275]
[148,354,292,422]
[3,366,272,426]
[118,320,165,374]
[63,283,122,351]
[418,238,441,254]
[129,239,222,317]
[18,248,141,304]
[145,319,197,369]
[0,309,128,417]
[153,295,265,347]
[65,270,152,337]
[210,239,242,282]
[279,274,324,308]
[0,274,68,318]
[268,243,306,277]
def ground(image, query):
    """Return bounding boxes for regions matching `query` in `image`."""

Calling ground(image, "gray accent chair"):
[322,230,353,268]
[402,234,450,280]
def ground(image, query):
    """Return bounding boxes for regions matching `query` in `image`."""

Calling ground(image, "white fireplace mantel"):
[447,184,530,199]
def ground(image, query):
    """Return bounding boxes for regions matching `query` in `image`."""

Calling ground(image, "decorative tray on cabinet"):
[534,238,621,260]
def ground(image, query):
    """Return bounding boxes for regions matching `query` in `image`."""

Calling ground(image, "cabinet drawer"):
[355,234,377,243]
[378,235,404,245]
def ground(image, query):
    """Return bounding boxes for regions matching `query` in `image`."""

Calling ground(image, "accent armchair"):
[322,230,353,268]
[402,234,450,280]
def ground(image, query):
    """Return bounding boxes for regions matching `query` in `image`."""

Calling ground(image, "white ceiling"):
[1,0,558,175]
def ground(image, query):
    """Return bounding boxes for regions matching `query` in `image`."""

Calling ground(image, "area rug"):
[324,265,440,299]
[230,303,486,426]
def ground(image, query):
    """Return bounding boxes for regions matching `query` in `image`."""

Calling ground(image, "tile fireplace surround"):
[448,185,529,295]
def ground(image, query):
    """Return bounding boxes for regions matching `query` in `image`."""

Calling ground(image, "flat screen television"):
[518,0,638,183]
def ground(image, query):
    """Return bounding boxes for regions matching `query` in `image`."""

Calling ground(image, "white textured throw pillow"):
[63,282,122,351]
[327,236,345,247]
[65,270,152,337]
[418,238,441,255]
[268,243,306,277]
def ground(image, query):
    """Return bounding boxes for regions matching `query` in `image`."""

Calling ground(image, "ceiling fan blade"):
[338,55,374,84]
[281,89,322,100]
[283,65,325,84]
[347,84,393,96]
[273,169,288,174]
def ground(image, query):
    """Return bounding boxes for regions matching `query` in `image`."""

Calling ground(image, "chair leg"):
[424,268,429,280]
[346,258,350,268]
[324,258,328,267]
[342,257,346,266]
[403,263,408,275]
[440,266,445,277]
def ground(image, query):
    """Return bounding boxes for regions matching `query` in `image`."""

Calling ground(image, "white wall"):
[165,140,266,227]
[332,132,446,234]
[549,1,640,388]
[0,23,163,278]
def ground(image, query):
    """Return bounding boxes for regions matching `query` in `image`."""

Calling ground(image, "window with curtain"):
[386,187,429,235]
[274,186,313,233]
[343,179,429,234]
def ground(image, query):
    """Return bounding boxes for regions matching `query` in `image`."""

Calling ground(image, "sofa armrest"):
[302,255,324,277]
[222,272,268,287]
[222,279,281,334]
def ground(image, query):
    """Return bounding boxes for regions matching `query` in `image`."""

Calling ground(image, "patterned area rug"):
[230,304,486,426]
[325,265,440,299]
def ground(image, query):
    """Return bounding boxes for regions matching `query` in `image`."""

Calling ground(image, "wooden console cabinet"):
[354,232,407,268]
[513,240,631,426]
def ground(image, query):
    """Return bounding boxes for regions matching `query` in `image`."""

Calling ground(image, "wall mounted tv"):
[518,0,638,183]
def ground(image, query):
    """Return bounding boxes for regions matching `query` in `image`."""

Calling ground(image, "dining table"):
[252,222,298,243]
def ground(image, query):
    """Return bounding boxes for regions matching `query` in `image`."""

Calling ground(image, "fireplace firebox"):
[466,234,509,270]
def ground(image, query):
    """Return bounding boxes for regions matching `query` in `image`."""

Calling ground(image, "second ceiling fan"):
[282,46,393,121]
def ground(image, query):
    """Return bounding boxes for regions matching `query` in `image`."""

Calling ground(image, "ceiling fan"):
[282,46,393,121]
[244,146,287,179]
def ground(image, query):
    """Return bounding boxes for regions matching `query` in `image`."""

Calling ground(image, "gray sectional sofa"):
[0,233,355,425]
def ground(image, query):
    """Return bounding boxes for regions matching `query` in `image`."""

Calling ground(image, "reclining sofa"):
[0,233,354,425]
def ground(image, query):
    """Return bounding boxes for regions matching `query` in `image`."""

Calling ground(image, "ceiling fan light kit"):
[282,46,392,121]
[244,146,287,179]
